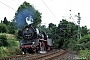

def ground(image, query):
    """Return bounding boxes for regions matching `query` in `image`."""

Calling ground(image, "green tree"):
[48,23,57,38]
[7,22,15,34]
[0,23,8,33]
[56,19,78,49]
[79,34,90,50]
[48,23,58,47]
[57,19,69,48]
[38,25,47,33]
[0,35,8,46]
[46,19,89,50]
[32,10,42,28]
[1,20,3,23]
[3,17,9,25]
[81,26,88,36]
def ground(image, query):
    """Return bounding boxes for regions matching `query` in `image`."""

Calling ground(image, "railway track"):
[0,54,32,60]
[0,49,66,60]
[27,49,66,60]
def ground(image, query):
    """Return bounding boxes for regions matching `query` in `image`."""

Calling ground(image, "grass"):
[0,46,21,58]
[79,49,90,59]
[0,33,21,58]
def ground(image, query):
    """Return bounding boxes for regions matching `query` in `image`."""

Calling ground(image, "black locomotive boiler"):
[18,24,53,54]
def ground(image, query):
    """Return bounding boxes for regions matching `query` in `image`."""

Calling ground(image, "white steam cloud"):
[26,15,33,25]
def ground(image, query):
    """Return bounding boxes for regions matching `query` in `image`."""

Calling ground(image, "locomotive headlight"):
[32,42,35,44]
[26,28,29,31]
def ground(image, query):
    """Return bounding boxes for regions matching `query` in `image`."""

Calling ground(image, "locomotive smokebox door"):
[47,38,53,46]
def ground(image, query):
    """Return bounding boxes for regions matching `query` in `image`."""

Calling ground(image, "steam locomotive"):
[18,24,53,54]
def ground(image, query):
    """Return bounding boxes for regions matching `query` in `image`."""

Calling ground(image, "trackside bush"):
[79,49,90,59]
[79,34,90,50]
[0,35,8,46]
[0,23,8,33]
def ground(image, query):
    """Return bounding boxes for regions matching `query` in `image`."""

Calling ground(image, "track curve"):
[0,49,66,60]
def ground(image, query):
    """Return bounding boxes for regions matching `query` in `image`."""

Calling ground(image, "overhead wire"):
[0,0,59,21]
[41,0,59,21]
[69,10,77,25]
[0,1,31,18]
[70,15,77,25]
[0,1,16,11]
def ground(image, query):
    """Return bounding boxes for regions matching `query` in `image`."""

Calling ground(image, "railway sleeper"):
[45,51,66,60]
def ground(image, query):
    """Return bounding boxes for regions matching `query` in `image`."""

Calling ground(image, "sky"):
[0,0,90,28]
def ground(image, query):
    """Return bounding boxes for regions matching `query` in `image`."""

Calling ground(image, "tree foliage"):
[3,17,9,25]
[0,35,8,46]
[0,17,16,34]
[81,26,88,36]
[56,19,77,48]
[45,19,89,50]
[0,23,7,33]
[78,34,90,50]
[38,25,47,33]
[7,22,15,34]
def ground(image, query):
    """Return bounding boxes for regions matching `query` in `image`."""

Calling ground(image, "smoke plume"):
[15,8,36,29]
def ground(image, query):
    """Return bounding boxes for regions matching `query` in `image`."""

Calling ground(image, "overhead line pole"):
[69,10,81,41]
[77,13,81,41]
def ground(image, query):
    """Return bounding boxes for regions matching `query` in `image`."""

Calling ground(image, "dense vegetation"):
[0,1,90,59]
[0,34,20,58]
[0,35,8,46]
[39,19,89,49]
[39,19,90,59]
